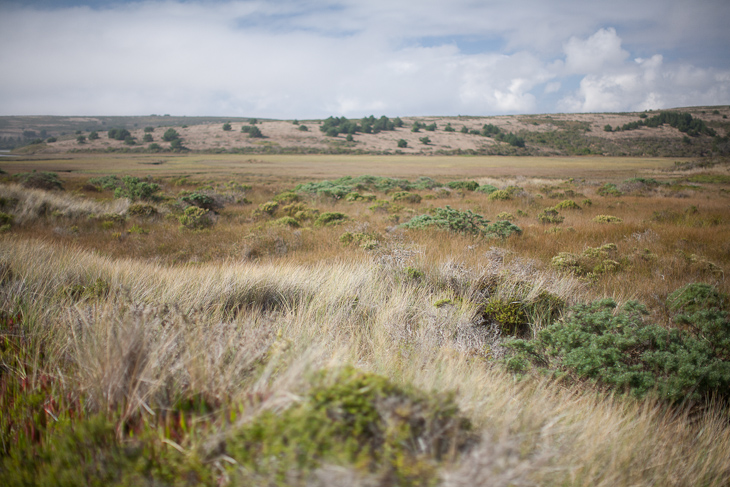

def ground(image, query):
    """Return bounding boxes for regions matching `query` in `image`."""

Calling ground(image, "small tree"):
[76,135,86,144]
[397,139,407,148]
[346,134,354,142]
[143,133,153,143]
[603,124,613,132]
[163,128,180,141]
[222,122,232,131]
[124,135,135,145]
[249,118,258,125]
[144,126,155,133]
[460,126,469,133]
[248,126,263,138]
[89,131,99,140]
[170,138,185,150]
[444,123,455,132]
[419,136,431,145]
[293,119,299,125]
[298,125,308,132]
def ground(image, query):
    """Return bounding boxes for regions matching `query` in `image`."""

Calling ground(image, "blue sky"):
[1,0,729,117]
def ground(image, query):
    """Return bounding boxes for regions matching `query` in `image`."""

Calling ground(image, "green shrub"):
[142,133,153,143]
[280,202,319,221]
[162,128,180,141]
[392,191,422,204]
[178,206,212,230]
[475,184,498,195]
[447,181,479,191]
[88,175,121,190]
[339,231,379,249]
[592,215,623,224]
[314,212,349,227]
[503,298,730,402]
[181,192,220,211]
[298,124,309,131]
[114,176,160,201]
[0,212,14,227]
[397,139,408,148]
[401,206,521,239]
[272,216,300,228]
[222,122,232,131]
[581,198,593,207]
[597,183,622,197]
[537,207,564,224]
[554,199,581,210]
[15,171,64,191]
[484,298,527,336]
[495,212,515,221]
[419,136,431,145]
[252,201,279,219]
[148,143,162,151]
[272,191,300,204]
[225,367,472,483]
[413,177,441,190]
[107,128,131,140]
[487,189,511,201]
[126,203,157,217]
[551,243,620,277]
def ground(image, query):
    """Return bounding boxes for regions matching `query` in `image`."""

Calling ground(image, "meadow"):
[1,153,729,486]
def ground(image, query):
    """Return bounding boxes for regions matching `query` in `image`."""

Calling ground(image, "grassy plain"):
[1,153,729,485]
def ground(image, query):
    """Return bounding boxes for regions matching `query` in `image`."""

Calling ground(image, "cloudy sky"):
[1,0,729,118]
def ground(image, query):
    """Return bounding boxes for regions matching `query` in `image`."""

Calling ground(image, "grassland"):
[1,152,729,486]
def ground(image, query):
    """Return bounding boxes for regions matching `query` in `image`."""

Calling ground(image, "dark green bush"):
[226,367,472,484]
[391,191,421,203]
[107,128,131,140]
[503,297,730,402]
[597,183,622,197]
[447,181,479,191]
[178,206,212,229]
[475,184,498,195]
[397,139,407,148]
[15,171,64,191]
[314,212,349,227]
[401,206,521,239]
[113,176,160,201]
[181,192,220,211]
[162,128,179,141]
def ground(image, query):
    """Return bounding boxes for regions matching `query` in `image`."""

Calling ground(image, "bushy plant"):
[272,191,300,204]
[397,139,408,148]
[15,171,64,191]
[597,183,622,197]
[484,298,527,336]
[402,206,521,239]
[391,191,422,204]
[225,367,472,483]
[495,212,515,221]
[314,212,349,227]
[592,215,623,224]
[178,206,212,230]
[114,176,160,201]
[554,199,581,210]
[537,207,564,224]
[447,181,479,191]
[181,192,220,211]
[271,216,300,228]
[126,203,157,217]
[503,298,730,402]
[551,243,620,277]
[419,136,431,145]
[222,122,232,131]
[475,184,498,195]
[162,128,180,141]
[107,128,131,140]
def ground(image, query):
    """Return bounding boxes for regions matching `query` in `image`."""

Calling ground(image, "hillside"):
[2,106,729,158]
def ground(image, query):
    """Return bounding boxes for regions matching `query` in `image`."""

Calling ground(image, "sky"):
[1,0,729,118]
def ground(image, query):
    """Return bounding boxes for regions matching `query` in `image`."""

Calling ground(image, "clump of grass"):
[554,199,581,210]
[551,243,621,277]
[592,214,623,224]
[314,211,349,227]
[536,207,564,224]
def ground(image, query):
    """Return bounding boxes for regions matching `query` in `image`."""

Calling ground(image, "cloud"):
[0,1,728,117]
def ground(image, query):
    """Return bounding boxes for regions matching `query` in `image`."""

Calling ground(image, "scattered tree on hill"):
[108,128,131,141]
[419,136,431,145]
[143,133,153,143]
[222,122,232,131]
[397,139,408,148]
[163,128,180,141]
[444,123,455,132]
[76,135,86,144]
[89,131,99,140]
[248,126,263,138]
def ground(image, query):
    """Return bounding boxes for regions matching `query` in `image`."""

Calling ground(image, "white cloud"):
[0,1,728,117]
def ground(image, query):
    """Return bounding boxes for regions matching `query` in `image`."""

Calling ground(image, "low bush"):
[592,215,623,224]
[181,192,220,211]
[447,181,479,191]
[475,184,498,195]
[15,171,64,191]
[114,176,160,201]
[225,367,472,483]
[401,206,521,239]
[551,243,620,277]
[178,206,213,230]
[495,212,515,221]
[597,183,623,197]
[271,216,300,228]
[126,203,157,217]
[537,207,564,224]
[314,212,349,227]
[554,199,581,210]
[503,297,730,402]
[272,191,300,204]
[391,191,422,204]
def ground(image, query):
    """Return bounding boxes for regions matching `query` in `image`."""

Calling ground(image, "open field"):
[1,152,729,485]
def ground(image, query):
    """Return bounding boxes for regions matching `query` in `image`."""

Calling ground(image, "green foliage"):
[484,298,527,336]
[597,183,622,197]
[226,367,471,484]
[297,124,308,131]
[618,111,716,137]
[503,298,730,402]
[554,199,581,210]
[126,203,157,217]
[46,137,57,143]
[344,192,375,202]
[551,243,620,277]
[89,131,99,140]
[271,216,300,228]
[592,215,623,224]
[76,134,86,144]
[272,191,300,204]
[0,212,14,227]
[425,123,437,132]
[447,181,479,191]
[460,125,469,133]
[686,174,730,184]
[143,126,154,133]
[169,139,185,150]
[15,171,64,191]
[604,124,613,132]
[487,189,511,201]
[536,207,564,224]
[107,128,131,140]
[295,175,413,199]
[178,206,212,230]
[339,231,379,250]
[495,212,515,221]
[402,206,522,239]
[113,176,160,201]
[247,126,263,138]
[391,191,422,204]
[419,136,431,145]
[475,184,498,195]
[181,192,220,211]
[148,143,162,151]
[123,135,135,145]
[162,128,180,141]
[314,212,349,227]
[397,139,408,148]
[222,122,232,131]
[142,133,153,143]
[253,201,279,219]
[443,123,455,132]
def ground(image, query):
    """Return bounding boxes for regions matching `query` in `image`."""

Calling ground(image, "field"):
[1,150,729,486]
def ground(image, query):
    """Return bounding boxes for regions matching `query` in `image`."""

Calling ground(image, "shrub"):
[592,215,623,224]
[402,206,521,239]
[178,206,212,229]
[397,139,408,148]
[554,199,581,210]
[391,191,421,204]
[181,192,220,211]
[444,123,455,132]
[339,231,379,249]
[447,181,479,191]
[76,135,86,144]
[487,189,511,201]
[272,191,300,204]
[484,298,527,336]
[272,216,300,228]
[114,176,160,201]
[314,212,349,227]
[252,201,278,219]
[496,212,515,221]
[46,137,57,143]
[419,136,431,145]
[162,128,180,141]
[297,124,308,131]
[581,198,593,207]
[503,298,730,402]
[475,184,498,195]
[225,367,472,483]
[604,124,613,132]
[537,207,564,224]
[148,143,162,151]
[222,122,232,131]
[142,133,153,143]
[126,203,157,217]
[143,126,154,133]
[15,171,64,191]
[169,139,185,150]
[551,243,620,277]
[597,183,622,197]
[0,212,14,231]
[107,128,131,140]
[123,135,135,146]
[248,126,263,138]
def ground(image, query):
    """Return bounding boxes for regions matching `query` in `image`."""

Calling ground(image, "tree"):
[419,136,430,145]
[346,134,354,142]
[397,139,407,148]
[444,123,455,132]
[604,125,613,132]
[248,126,263,138]
[124,136,135,145]
[108,128,131,140]
[249,118,258,125]
[163,128,180,141]
[460,126,469,133]
[89,131,99,140]
[76,135,86,144]
[298,125,308,132]
[144,126,155,133]
[143,133,153,143]
[222,122,232,131]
